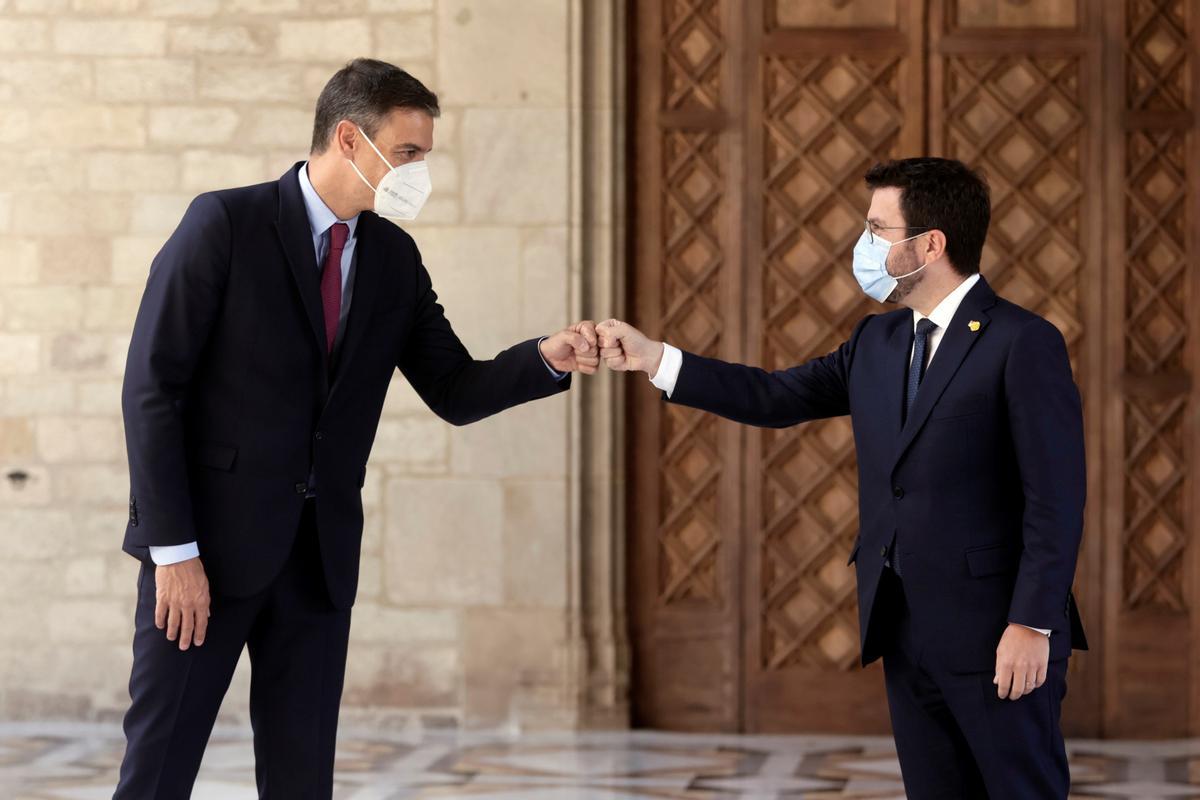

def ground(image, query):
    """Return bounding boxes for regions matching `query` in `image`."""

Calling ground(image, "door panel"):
[742,0,926,734]
[629,0,1200,737]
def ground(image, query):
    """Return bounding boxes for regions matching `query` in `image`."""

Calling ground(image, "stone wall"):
[0,0,627,731]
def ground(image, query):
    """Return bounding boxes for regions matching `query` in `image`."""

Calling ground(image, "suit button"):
[314,432,323,441]
[295,482,308,495]
[880,546,888,557]
[893,486,904,499]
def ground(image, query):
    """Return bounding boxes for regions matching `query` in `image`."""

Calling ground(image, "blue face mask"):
[852,225,931,303]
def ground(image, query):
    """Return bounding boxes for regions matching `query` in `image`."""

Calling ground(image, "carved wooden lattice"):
[663,0,724,111]
[1122,0,1190,611]
[657,0,726,606]
[758,55,906,671]
[943,55,1086,368]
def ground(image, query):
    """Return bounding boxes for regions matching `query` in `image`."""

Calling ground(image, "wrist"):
[647,342,665,376]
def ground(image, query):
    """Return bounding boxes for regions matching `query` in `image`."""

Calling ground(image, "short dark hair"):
[310,58,440,154]
[864,157,991,276]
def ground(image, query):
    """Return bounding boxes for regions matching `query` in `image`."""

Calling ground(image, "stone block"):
[149,107,240,146]
[0,19,49,53]
[36,417,124,463]
[0,334,40,376]
[437,0,567,106]
[382,477,502,606]
[0,238,39,285]
[53,20,167,56]
[463,109,568,224]
[36,105,146,148]
[342,643,459,708]
[96,58,195,102]
[2,287,84,332]
[520,226,571,334]
[169,22,272,56]
[12,193,131,235]
[181,151,266,191]
[0,60,93,104]
[402,226,520,355]
[199,62,302,102]
[0,419,35,460]
[2,377,75,414]
[502,480,568,608]
[87,152,178,193]
[278,19,370,61]
[111,236,162,284]
[371,14,434,63]
[448,397,567,479]
[369,417,447,473]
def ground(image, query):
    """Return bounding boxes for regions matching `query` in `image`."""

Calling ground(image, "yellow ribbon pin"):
[968,320,981,332]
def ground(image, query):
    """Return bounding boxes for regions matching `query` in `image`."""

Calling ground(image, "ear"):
[333,120,359,157]
[925,229,947,263]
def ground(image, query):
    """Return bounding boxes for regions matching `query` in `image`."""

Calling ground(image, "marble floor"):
[2,722,1199,799]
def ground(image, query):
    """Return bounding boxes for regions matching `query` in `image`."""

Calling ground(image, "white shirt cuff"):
[1015,623,1052,637]
[149,542,200,566]
[649,343,683,397]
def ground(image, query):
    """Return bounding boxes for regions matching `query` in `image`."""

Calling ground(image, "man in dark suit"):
[115,59,600,798]
[598,158,1087,798]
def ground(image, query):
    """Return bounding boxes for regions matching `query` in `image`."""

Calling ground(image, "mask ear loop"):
[345,125,397,193]
[357,126,397,171]
[346,157,377,194]
[884,230,933,280]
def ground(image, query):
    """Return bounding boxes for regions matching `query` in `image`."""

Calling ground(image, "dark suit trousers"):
[115,502,352,799]
[873,568,1070,800]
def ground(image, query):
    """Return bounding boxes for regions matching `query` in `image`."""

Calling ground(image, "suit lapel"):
[891,277,997,469]
[326,212,382,404]
[882,314,913,441]
[274,162,329,377]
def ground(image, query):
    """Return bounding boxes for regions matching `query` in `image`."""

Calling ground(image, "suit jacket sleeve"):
[122,193,232,547]
[398,243,570,426]
[666,315,873,427]
[1004,317,1086,631]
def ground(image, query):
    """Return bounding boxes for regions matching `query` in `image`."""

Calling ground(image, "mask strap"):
[891,260,930,281]
[346,157,377,193]
[885,230,932,279]
[356,126,396,172]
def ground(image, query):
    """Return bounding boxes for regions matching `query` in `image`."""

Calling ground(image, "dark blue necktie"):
[890,318,937,577]
[904,318,938,424]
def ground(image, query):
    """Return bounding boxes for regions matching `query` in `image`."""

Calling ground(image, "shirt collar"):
[298,161,360,241]
[914,272,982,331]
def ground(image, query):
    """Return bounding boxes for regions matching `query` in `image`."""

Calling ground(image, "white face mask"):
[852,224,930,303]
[346,126,432,220]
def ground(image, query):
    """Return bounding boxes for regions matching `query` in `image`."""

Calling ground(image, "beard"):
[884,245,926,304]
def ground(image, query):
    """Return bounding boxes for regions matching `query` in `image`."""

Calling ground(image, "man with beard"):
[597,157,1088,798]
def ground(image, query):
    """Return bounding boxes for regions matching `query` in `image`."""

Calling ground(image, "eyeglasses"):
[864,221,930,246]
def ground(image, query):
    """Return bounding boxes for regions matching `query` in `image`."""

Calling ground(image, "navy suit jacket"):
[669,277,1087,672]
[121,163,569,609]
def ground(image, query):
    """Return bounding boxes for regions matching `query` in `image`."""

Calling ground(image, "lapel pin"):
[968,320,981,332]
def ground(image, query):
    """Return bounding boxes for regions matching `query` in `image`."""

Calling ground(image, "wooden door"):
[629,0,1200,738]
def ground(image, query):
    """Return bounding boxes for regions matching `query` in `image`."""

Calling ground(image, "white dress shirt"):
[650,273,1050,637]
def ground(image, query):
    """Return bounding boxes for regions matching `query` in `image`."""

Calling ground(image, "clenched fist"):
[540,320,601,375]
[596,319,664,375]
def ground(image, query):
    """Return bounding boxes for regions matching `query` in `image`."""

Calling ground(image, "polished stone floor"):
[2,722,1199,799]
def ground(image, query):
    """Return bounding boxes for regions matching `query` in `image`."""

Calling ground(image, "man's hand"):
[155,557,210,651]
[993,623,1050,700]
[597,319,665,375]
[540,320,601,375]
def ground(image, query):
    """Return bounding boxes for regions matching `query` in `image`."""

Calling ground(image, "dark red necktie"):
[320,222,349,356]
